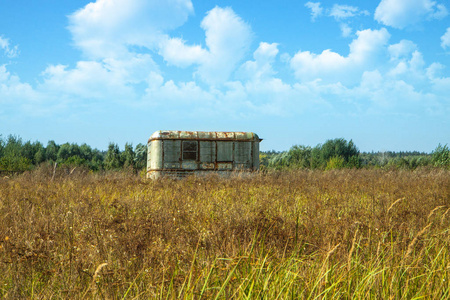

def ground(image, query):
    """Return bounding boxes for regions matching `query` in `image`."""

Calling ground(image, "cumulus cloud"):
[68,0,194,59]
[290,28,390,84]
[305,2,323,21]
[388,40,417,60]
[0,36,19,58]
[0,65,37,102]
[386,40,429,86]
[375,0,448,29]
[237,42,279,81]
[387,50,426,84]
[159,6,252,85]
[195,6,252,84]
[340,23,352,38]
[329,4,369,20]
[41,54,157,100]
[43,0,196,103]
[0,64,52,118]
[441,27,450,49]
[306,4,369,38]
[158,38,208,68]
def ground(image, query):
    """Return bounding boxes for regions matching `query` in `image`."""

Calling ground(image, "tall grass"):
[0,167,449,298]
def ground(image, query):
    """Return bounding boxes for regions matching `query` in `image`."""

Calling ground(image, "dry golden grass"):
[0,167,449,299]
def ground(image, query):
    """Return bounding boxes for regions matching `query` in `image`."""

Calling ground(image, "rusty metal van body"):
[147,131,261,179]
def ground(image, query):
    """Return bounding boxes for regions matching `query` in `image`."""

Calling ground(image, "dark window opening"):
[183,141,198,161]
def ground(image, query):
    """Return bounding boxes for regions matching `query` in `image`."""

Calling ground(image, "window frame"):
[182,140,198,161]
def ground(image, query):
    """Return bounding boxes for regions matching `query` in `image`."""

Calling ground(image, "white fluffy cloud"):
[441,27,450,49]
[388,40,417,60]
[305,2,323,21]
[340,23,352,38]
[375,0,448,29]
[0,65,37,103]
[237,42,279,81]
[290,28,390,84]
[158,38,208,68]
[0,36,19,58]
[305,3,369,38]
[329,4,369,20]
[159,6,252,85]
[68,0,194,59]
[41,54,157,100]
[43,0,195,102]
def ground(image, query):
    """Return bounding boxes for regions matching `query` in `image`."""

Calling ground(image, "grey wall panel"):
[235,141,252,164]
[217,141,233,162]
[200,141,215,163]
[163,140,181,169]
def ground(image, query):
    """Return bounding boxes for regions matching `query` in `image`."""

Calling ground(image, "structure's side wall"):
[252,141,260,170]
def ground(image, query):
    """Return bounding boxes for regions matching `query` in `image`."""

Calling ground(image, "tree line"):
[260,138,450,170]
[1,135,448,173]
[0,135,146,173]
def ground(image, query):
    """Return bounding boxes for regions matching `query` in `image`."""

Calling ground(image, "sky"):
[0,0,449,152]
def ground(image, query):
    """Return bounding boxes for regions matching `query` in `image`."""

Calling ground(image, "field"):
[0,167,449,299]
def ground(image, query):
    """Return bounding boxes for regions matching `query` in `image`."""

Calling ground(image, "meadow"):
[0,167,449,299]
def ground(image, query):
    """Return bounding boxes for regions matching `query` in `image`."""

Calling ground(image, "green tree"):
[134,143,147,170]
[315,138,360,169]
[0,135,4,159]
[268,152,289,169]
[0,135,32,171]
[79,144,93,161]
[34,142,46,164]
[286,145,312,168]
[104,143,123,170]
[121,143,135,169]
[57,143,71,162]
[21,141,36,164]
[89,149,104,171]
[46,140,59,162]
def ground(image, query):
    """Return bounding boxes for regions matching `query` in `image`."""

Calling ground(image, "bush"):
[432,144,450,168]
[325,156,345,170]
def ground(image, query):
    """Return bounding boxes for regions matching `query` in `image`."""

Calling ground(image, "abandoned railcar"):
[147,131,262,179]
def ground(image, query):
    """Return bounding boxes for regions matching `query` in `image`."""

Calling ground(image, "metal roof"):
[148,131,261,142]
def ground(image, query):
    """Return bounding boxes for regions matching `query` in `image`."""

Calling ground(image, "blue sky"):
[1,0,449,152]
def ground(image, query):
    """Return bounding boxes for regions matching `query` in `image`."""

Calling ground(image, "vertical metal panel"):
[147,142,152,173]
[199,141,215,162]
[163,140,181,169]
[253,140,260,170]
[217,141,233,161]
[151,140,162,169]
[234,142,251,164]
